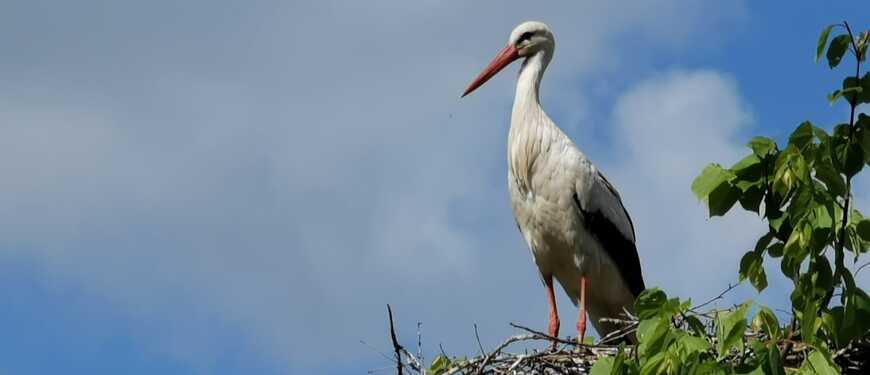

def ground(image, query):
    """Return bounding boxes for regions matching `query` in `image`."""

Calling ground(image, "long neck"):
[510,50,550,134]
[508,50,555,193]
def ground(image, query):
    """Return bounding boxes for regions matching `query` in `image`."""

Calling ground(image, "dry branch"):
[387,305,405,375]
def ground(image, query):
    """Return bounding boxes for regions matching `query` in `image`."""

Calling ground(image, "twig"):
[690,283,738,313]
[621,306,638,321]
[598,317,636,326]
[508,322,580,346]
[367,365,395,374]
[473,323,486,356]
[597,321,639,345]
[360,340,400,364]
[507,350,552,372]
[417,322,423,369]
[474,334,537,375]
[399,348,425,372]
[387,304,405,375]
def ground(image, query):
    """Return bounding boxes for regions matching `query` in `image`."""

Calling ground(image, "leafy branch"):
[683,20,870,374]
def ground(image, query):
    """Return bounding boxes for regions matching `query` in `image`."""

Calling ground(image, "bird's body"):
[464,21,645,341]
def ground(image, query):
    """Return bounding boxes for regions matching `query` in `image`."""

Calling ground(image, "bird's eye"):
[518,32,534,43]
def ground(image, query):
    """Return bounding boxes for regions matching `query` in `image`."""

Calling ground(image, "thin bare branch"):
[508,322,580,346]
[690,283,738,313]
[416,322,423,369]
[474,334,537,375]
[473,323,486,356]
[360,340,400,364]
[387,304,405,375]
[399,348,424,372]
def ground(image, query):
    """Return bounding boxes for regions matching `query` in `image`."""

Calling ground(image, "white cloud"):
[606,70,769,300]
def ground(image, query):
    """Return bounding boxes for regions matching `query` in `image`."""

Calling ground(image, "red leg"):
[577,276,587,345]
[545,275,560,347]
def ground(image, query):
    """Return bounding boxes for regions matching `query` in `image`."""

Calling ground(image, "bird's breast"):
[509,166,592,268]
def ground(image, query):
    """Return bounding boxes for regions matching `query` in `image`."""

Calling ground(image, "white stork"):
[462,21,645,344]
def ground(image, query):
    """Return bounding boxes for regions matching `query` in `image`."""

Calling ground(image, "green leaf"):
[857,219,870,242]
[429,354,452,374]
[861,72,870,104]
[811,205,835,249]
[813,125,831,143]
[816,24,836,63]
[784,221,809,258]
[789,151,811,184]
[686,315,707,337]
[769,210,789,232]
[859,31,870,62]
[843,142,864,177]
[750,266,767,292]
[789,121,815,149]
[821,307,844,348]
[716,302,749,360]
[860,113,870,129]
[814,159,845,196]
[674,333,709,359]
[827,34,851,69]
[800,349,839,375]
[739,250,755,278]
[752,306,782,341]
[844,75,860,87]
[812,256,833,297]
[845,224,862,252]
[843,75,869,104]
[787,185,814,222]
[781,251,803,281]
[766,344,787,375]
[833,123,850,139]
[755,231,775,252]
[801,298,820,345]
[635,288,668,320]
[773,148,797,197]
[842,87,864,103]
[589,356,614,375]
[827,89,842,104]
[748,136,777,158]
[861,122,870,164]
[837,289,870,345]
[738,186,765,213]
[739,250,768,291]
[767,242,784,258]
[734,178,762,192]
[639,352,665,375]
[692,164,732,202]
[732,154,763,177]
[637,315,669,357]
[708,182,740,217]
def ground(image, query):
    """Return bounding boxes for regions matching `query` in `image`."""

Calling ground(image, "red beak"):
[462,45,520,97]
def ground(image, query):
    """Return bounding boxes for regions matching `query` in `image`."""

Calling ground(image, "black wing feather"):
[573,189,646,298]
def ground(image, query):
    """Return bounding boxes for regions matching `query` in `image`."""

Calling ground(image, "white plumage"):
[463,21,645,343]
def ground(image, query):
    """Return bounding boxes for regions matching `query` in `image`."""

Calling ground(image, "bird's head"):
[462,21,554,97]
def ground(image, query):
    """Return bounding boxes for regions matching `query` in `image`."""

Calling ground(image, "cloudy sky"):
[1,1,868,374]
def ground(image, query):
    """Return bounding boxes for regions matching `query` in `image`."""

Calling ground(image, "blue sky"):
[0,1,868,374]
